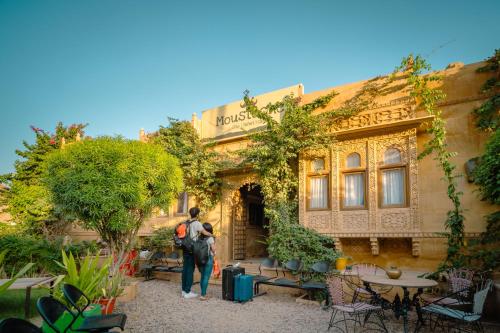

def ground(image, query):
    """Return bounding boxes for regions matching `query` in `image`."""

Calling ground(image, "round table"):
[361,274,438,333]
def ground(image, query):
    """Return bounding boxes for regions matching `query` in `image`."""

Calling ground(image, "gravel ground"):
[116,280,497,333]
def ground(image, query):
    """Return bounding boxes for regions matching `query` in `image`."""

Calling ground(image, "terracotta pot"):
[97,298,116,314]
[386,266,402,279]
[335,257,348,271]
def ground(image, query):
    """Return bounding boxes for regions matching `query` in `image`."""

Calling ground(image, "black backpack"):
[193,237,209,266]
[173,220,194,253]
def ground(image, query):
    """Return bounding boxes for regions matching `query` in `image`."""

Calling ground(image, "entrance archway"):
[232,184,268,260]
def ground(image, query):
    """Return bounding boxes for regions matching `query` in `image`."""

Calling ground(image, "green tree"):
[1,122,86,236]
[153,118,223,211]
[43,137,183,266]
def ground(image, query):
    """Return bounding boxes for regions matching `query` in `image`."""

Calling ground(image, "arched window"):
[384,148,401,164]
[307,158,329,210]
[380,148,406,207]
[346,153,361,168]
[342,153,365,209]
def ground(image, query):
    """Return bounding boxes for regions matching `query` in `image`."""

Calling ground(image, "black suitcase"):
[222,266,245,300]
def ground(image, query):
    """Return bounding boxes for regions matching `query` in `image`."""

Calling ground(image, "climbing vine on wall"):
[395,55,465,269]
[239,75,391,266]
[468,50,500,271]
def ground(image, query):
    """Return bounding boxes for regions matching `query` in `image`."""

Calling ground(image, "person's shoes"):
[181,291,187,298]
[183,291,198,299]
[199,295,209,301]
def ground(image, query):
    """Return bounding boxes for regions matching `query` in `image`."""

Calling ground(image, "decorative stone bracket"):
[332,237,342,253]
[370,238,379,256]
[412,238,421,257]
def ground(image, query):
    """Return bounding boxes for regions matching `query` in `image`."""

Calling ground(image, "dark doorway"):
[240,184,268,258]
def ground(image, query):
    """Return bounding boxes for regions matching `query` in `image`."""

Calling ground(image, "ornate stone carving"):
[370,237,379,256]
[308,213,331,231]
[412,238,421,257]
[380,211,411,230]
[332,237,342,252]
[341,211,369,231]
[332,105,415,131]
[368,140,377,231]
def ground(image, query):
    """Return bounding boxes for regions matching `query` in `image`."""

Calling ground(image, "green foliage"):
[0,262,35,296]
[144,226,175,252]
[474,129,500,205]
[43,137,183,259]
[153,118,223,211]
[265,203,339,268]
[1,122,86,236]
[0,234,99,275]
[54,251,111,303]
[473,49,500,132]
[396,54,465,269]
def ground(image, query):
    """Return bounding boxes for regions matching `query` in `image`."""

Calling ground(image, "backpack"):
[173,220,194,253]
[193,237,209,266]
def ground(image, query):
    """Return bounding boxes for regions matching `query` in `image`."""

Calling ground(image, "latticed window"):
[342,153,366,209]
[307,158,329,210]
[380,148,406,207]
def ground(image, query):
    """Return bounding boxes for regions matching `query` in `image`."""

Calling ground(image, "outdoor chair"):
[254,259,303,294]
[36,296,125,333]
[301,261,332,307]
[344,263,390,303]
[248,257,278,296]
[165,251,183,273]
[0,318,41,333]
[139,251,167,280]
[416,279,493,333]
[421,268,475,306]
[327,274,387,332]
[62,284,127,331]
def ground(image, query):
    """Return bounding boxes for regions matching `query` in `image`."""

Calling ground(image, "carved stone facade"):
[301,126,421,256]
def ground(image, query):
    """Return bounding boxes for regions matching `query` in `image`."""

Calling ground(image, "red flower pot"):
[97,298,116,314]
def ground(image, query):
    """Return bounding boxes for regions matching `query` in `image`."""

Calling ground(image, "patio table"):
[361,274,437,333]
[0,276,56,318]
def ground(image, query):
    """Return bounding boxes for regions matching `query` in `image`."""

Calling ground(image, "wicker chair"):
[344,263,390,303]
[327,275,388,332]
[421,268,475,306]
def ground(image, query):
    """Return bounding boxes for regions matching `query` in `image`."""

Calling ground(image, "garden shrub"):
[0,234,99,275]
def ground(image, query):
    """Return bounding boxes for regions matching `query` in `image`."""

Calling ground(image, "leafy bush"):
[144,227,175,252]
[266,203,339,269]
[0,234,99,275]
[53,251,111,303]
[43,136,183,264]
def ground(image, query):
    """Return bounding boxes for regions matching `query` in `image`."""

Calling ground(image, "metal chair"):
[422,268,475,306]
[345,263,388,302]
[38,295,125,333]
[62,284,126,331]
[0,318,41,333]
[417,279,493,333]
[250,257,278,295]
[327,274,387,332]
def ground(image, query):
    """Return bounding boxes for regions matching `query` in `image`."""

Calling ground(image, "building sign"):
[200,84,303,140]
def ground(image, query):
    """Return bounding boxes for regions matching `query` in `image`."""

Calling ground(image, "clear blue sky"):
[1,0,499,174]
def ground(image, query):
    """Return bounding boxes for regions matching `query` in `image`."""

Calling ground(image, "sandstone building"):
[70,60,496,271]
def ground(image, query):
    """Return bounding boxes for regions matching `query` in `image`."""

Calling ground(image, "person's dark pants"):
[182,252,195,293]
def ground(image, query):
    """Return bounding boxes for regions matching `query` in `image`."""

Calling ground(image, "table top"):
[361,274,438,288]
[0,276,56,290]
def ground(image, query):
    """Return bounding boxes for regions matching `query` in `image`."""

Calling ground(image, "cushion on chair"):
[422,304,480,322]
[75,313,127,332]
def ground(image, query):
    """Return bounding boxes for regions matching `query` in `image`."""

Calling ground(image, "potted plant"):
[98,273,125,314]
[335,255,352,271]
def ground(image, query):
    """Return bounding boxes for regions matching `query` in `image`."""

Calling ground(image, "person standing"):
[197,222,216,301]
[181,207,212,299]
